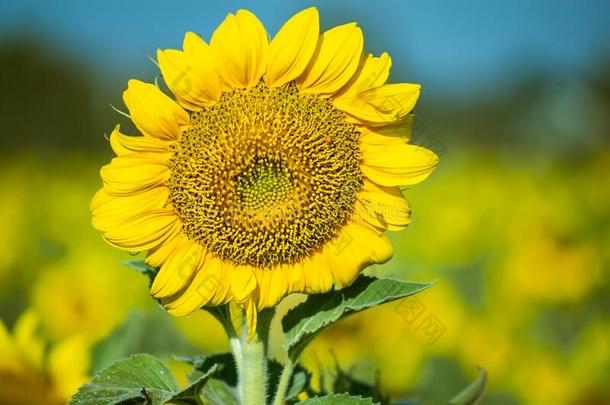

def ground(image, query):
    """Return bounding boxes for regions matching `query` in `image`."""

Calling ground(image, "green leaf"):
[169,364,217,405]
[175,355,239,405]
[331,367,389,405]
[201,379,239,405]
[282,276,431,359]
[283,367,311,401]
[177,353,237,386]
[70,354,179,405]
[125,259,158,284]
[447,367,487,405]
[177,354,239,405]
[268,360,312,401]
[297,393,377,404]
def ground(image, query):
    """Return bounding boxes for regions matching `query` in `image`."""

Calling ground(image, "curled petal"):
[355,181,411,231]
[151,239,205,298]
[325,221,393,287]
[164,255,225,315]
[254,267,284,309]
[302,254,333,294]
[210,9,269,88]
[103,209,180,251]
[337,52,392,97]
[230,265,258,303]
[361,143,439,186]
[109,125,171,156]
[91,187,169,232]
[122,79,189,140]
[359,118,413,145]
[157,32,221,110]
[100,153,171,196]
[335,83,420,125]
[244,298,258,341]
[266,7,319,87]
[146,232,187,268]
[297,23,363,95]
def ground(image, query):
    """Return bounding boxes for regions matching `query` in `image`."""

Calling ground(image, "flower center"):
[168,82,362,268]
[235,159,293,210]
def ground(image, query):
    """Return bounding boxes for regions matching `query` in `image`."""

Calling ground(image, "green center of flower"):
[236,159,293,210]
[168,82,362,268]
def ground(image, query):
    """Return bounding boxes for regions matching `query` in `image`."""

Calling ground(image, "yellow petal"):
[297,22,363,95]
[337,52,391,98]
[13,310,44,369]
[230,265,258,303]
[244,298,258,341]
[151,239,205,298]
[47,336,90,401]
[325,221,393,287]
[91,187,169,232]
[101,153,170,196]
[361,143,439,187]
[209,260,233,306]
[254,266,290,309]
[287,263,306,294]
[334,83,420,125]
[145,232,184,268]
[103,209,180,251]
[253,268,271,308]
[266,7,319,87]
[359,117,413,145]
[228,302,244,335]
[109,125,171,156]
[302,254,333,294]
[210,9,268,88]
[157,32,221,110]
[355,181,411,231]
[165,255,225,315]
[122,79,189,140]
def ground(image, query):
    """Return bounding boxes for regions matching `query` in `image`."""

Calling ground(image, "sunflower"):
[0,311,89,404]
[91,7,438,333]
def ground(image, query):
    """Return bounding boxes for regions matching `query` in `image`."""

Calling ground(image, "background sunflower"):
[1,1,609,404]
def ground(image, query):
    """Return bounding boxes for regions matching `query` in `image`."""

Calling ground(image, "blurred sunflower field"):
[1,1,609,404]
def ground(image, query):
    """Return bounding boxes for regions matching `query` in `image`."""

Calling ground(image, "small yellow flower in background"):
[31,251,148,343]
[503,230,601,303]
[91,7,438,333]
[0,310,89,404]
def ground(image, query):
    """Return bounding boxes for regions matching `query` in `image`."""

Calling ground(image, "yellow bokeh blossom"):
[0,310,89,404]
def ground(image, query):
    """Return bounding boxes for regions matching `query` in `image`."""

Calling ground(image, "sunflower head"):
[91,7,438,333]
[0,311,89,405]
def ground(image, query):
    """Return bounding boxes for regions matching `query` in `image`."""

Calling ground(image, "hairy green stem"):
[231,308,275,405]
[271,357,294,405]
[230,336,243,377]
[239,330,267,405]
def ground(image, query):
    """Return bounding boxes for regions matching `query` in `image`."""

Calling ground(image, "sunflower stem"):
[235,308,274,405]
[239,330,267,405]
[271,357,294,405]
[230,336,244,377]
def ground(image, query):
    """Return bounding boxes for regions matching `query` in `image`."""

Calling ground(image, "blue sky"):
[1,0,609,97]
